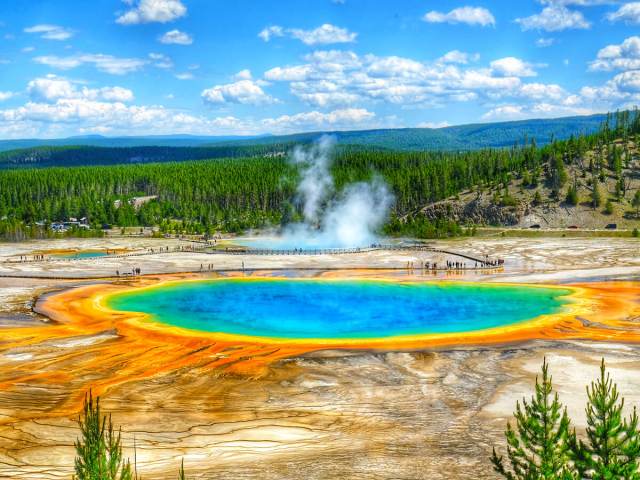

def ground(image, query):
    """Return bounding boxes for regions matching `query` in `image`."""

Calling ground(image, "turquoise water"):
[107,279,571,339]
[54,251,110,259]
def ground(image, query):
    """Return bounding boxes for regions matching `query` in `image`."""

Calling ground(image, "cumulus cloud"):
[589,36,640,71]
[535,37,555,47]
[24,24,74,41]
[116,0,187,25]
[417,121,450,128]
[33,53,146,75]
[148,52,173,69]
[159,29,193,45]
[518,82,566,100]
[261,108,375,131]
[0,91,14,102]
[482,103,594,121]
[438,50,480,64]
[27,75,134,103]
[233,69,253,81]
[175,72,194,80]
[201,79,277,105]
[490,57,538,77]
[610,70,640,92]
[263,49,538,107]
[0,78,380,139]
[423,6,495,27]
[258,24,357,45]
[258,25,284,42]
[516,5,590,31]
[606,2,640,24]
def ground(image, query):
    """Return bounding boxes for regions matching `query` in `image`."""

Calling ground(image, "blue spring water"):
[54,251,110,259]
[106,279,571,340]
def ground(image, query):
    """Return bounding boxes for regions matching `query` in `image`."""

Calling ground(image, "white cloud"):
[233,69,253,80]
[606,2,640,24]
[610,70,640,92]
[258,24,357,45]
[261,108,375,132]
[516,5,590,31]
[482,103,594,121]
[535,37,555,47]
[263,49,536,107]
[149,52,173,69]
[116,0,187,25]
[258,25,284,42]
[27,76,75,101]
[0,91,14,102]
[289,24,357,45]
[201,79,276,105]
[438,50,479,64]
[98,86,135,102]
[490,57,538,77]
[33,53,146,75]
[175,72,194,80]
[0,97,254,138]
[589,36,640,71]
[27,75,134,103]
[0,79,379,138]
[423,7,496,27]
[159,29,193,45]
[518,82,566,100]
[417,121,450,128]
[24,24,74,41]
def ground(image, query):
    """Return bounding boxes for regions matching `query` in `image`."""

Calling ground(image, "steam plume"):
[279,136,394,248]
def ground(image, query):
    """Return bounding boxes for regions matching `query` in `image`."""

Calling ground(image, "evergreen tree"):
[633,190,640,218]
[491,359,577,479]
[604,199,614,215]
[533,190,543,206]
[565,184,579,206]
[571,359,640,479]
[592,182,603,209]
[178,459,187,480]
[74,392,133,480]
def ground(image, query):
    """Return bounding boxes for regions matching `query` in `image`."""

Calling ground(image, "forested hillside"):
[212,113,607,150]
[0,113,607,166]
[0,112,640,242]
[0,111,638,240]
[0,144,291,169]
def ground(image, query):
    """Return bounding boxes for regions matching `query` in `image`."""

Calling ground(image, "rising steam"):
[278,136,394,249]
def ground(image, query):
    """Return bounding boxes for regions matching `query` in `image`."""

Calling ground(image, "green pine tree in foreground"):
[73,391,190,479]
[73,392,132,480]
[491,358,576,479]
[493,359,640,479]
[178,458,186,480]
[571,359,640,479]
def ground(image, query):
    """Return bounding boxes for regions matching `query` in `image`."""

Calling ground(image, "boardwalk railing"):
[2,243,498,267]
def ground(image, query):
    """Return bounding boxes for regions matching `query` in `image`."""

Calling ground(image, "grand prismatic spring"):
[1,237,640,479]
[106,279,572,339]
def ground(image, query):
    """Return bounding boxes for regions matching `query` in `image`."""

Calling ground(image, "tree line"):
[0,110,638,241]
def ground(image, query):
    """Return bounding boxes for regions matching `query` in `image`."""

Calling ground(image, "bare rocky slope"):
[405,138,640,230]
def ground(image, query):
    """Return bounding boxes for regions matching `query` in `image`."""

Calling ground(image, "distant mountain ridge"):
[211,114,608,150]
[0,113,609,154]
[0,134,272,152]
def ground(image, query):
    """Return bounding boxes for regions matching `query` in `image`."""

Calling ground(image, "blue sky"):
[0,0,640,138]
